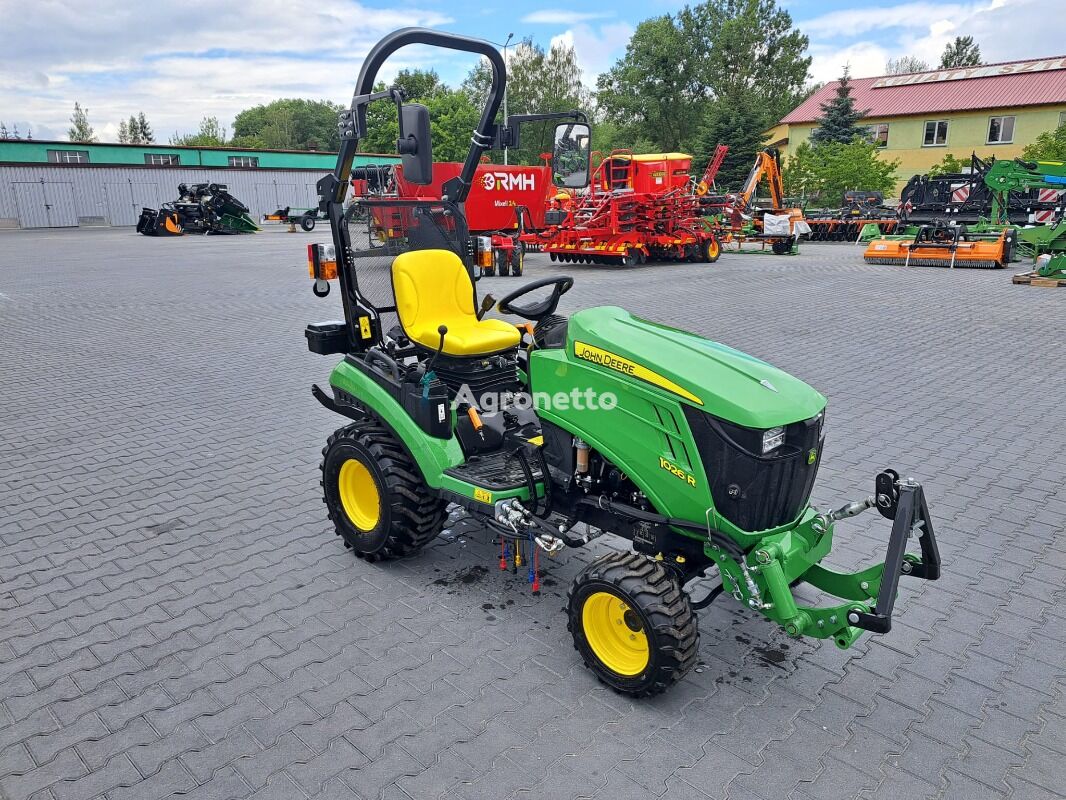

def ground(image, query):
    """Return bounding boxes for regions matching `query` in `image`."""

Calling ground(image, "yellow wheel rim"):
[707,240,720,259]
[582,591,650,676]
[337,459,381,531]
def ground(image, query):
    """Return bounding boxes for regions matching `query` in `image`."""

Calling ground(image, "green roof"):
[0,139,399,170]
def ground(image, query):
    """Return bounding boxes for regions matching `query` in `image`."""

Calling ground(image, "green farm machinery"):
[302,28,942,696]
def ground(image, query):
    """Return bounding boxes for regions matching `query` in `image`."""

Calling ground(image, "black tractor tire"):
[494,249,510,277]
[300,215,316,232]
[568,552,699,697]
[771,236,794,255]
[320,422,447,560]
[481,265,496,278]
[702,238,721,263]
[510,242,525,276]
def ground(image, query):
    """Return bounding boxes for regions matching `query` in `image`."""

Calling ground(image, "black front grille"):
[683,406,824,532]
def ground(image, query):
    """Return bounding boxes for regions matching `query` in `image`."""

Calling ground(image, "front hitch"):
[703,470,942,648]
[848,472,940,633]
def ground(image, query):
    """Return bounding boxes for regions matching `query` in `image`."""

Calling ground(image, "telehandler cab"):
[304,28,942,696]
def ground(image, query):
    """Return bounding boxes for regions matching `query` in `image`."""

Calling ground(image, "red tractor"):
[521,150,721,265]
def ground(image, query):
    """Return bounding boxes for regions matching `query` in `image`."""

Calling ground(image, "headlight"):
[762,426,785,454]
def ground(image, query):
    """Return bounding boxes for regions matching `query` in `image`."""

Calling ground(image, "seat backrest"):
[392,248,477,335]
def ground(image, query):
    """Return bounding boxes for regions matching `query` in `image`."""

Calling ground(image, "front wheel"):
[510,242,524,276]
[300,215,316,232]
[494,249,510,277]
[320,421,447,560]
[567,552,699,696]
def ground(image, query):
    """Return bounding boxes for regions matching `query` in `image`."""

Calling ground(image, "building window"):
[227,156,259,168]
[47,149,90,164]
[987,116,1015,144]
[144,153,180,166]
[867,123,889,148]
[1060,111,1066,128]
[923,120,949,147]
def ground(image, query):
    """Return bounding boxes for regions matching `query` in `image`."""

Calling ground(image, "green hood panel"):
[566,306,826,429]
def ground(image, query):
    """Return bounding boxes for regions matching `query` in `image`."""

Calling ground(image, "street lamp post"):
[502,32,514,165]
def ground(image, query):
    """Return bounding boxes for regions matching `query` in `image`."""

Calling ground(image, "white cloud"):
[808,41,892,84]
[522,10,614,25]
[0,0,456,140]
[800,0,1060,81]
[550,22,633,87]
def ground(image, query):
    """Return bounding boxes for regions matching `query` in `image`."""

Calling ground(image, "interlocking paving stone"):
[2,228,1065,800]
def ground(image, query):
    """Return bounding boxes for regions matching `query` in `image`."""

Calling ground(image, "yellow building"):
[770,56,1066,192]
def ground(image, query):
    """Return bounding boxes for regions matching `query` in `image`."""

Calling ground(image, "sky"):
[0,0,1058,142]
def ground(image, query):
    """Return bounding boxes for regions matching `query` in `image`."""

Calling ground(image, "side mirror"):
[398,103,432,185]
[552,122,591,189]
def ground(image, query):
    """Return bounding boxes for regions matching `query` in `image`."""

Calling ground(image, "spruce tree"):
[137,112,154,144]
[0,121,7,139]
[68,102,96,142]
[118,119,130,143]
[809,67,867,146]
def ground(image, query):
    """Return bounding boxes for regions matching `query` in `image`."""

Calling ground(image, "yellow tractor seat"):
[392,249,521,357]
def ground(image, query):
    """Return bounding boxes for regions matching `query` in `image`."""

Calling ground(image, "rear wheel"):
[300,215,316,232]
[321,422,447,560]
[568,552,699,696]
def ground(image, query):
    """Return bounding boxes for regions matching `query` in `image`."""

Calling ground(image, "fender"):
[327,359,464,488]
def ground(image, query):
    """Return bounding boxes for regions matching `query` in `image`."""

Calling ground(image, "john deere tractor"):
[303,29,942,696]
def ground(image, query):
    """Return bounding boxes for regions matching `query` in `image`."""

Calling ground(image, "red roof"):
[780,56,1066,124]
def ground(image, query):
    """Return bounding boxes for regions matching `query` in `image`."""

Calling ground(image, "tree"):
[463,39,590,164]
[0,121,7,139]
[360,75,483,164]
[596,17,703,152]
[884,56,929,75]
[117,119,130,143]
[232,99,343,151]
[395,68,445,101]
[170,116,229,147]
[11,123,20,139]
[692,102,770,190]
[597,0,809,154]
[809,68,867,146]
[68,101,96,142]
[926,152,971,177]
[1023,123,1066,161]
[939,36,981,68]
[136,112,154,144]
[782,139,899,204]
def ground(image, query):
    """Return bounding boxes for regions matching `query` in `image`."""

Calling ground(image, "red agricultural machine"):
[522,151,721,265]
[347,111,587,277]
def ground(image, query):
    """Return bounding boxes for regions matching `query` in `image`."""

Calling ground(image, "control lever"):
[426,325,448,372]
[477,295,495,321]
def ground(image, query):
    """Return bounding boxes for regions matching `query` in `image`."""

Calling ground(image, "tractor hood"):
[566,306,826,429]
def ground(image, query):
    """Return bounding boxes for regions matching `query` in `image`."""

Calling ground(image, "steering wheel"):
[496,276,574,321]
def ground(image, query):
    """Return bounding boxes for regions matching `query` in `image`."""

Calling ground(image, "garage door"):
[13,181,79,228]
[105,183,135,226]
[107,182,162,226]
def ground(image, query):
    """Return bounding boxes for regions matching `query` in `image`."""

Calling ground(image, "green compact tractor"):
[304,29,942,696]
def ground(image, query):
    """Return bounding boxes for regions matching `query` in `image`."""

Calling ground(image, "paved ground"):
[1,226,1064,800]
